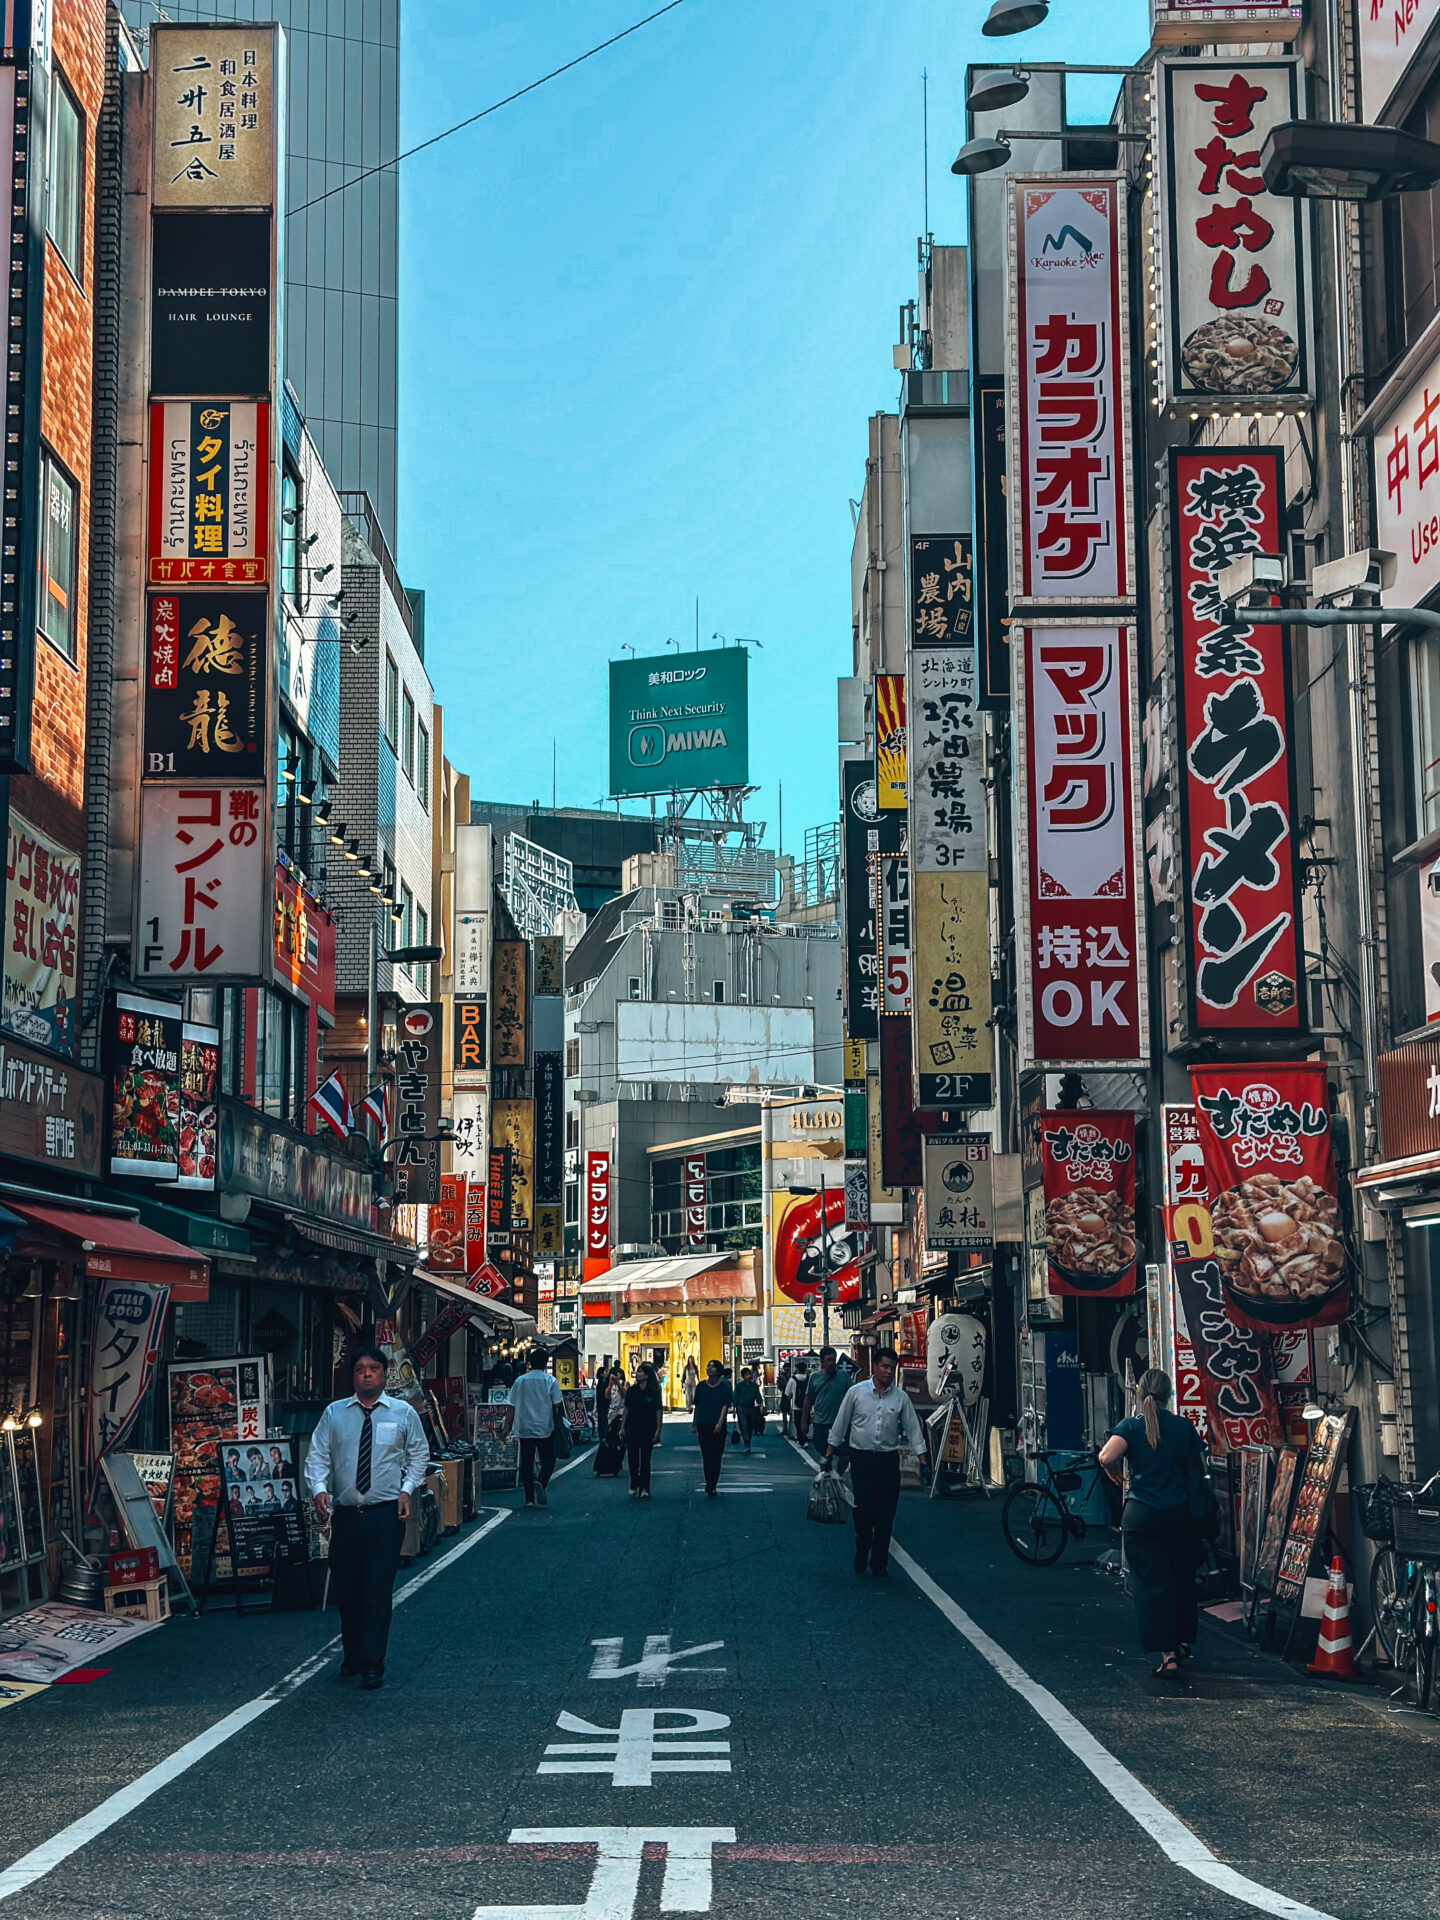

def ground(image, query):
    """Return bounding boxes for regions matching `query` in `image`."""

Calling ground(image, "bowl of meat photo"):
[1044,1185,1137,1293]
[1211,1173,1347,1326]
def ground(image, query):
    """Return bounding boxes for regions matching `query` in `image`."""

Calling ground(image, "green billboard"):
[608,647,749,796]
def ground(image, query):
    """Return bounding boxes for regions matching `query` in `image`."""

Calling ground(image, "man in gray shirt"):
[305,1345,429,1689]
[804,1347,850,1464]
[510,1348,566,1508]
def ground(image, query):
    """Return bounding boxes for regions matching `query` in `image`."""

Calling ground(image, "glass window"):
[402,690,415,781]
[39,452,77,661]
[1412,638,1440,837]
[417,723,430,807]
[400,882,414,973]
[47,74,82,274]
[384,653,399,748]
[220,988,244,1097]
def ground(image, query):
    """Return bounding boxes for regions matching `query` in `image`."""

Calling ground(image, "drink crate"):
[103,1576,170,1623]
[107,1547,160,1588]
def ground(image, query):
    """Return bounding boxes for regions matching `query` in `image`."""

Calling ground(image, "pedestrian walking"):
[510,1347,566,1508]
[825,1347,927,1577]
[304,1344,429,1689]
[682,1356,699,1412]
[787,1362,809,1442]
[622,1361,663,1498]
[805,1347,850,1465]
[692,1358,732,1497]
[1098,1369,1204,1680]
[776,1361,792,1434]
[734,1367,763,1452]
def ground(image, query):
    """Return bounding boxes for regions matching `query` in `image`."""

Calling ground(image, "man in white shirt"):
[305,1345,430,1688]
[825,1348,927,1577]
[510,1347,567,1508]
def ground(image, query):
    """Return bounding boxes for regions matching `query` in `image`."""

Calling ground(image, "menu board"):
[1254,1447,1299,1595]
[470,1400,517,1484]
[1273,1410,1352,1610]
[167,1357,266,1579]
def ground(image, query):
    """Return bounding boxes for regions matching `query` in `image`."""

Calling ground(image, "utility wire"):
[288,0,688,218]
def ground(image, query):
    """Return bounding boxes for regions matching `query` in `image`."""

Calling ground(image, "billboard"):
[147,401,270,585]
[615,1002,814,1086]
[609,647,748,796]
[145,591,267,778]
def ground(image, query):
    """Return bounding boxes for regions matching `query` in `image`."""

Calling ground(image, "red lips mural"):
[773,1188,861,1305]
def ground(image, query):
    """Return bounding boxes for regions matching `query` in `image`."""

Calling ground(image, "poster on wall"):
[1170,447,1303,1036]
[1014,626,1148,1068]
[1006,174,1133,609]
[86,1281,171,1497]
[1188,1062,1347,1330]
[3,813,81,1057]
[1038,1110,1138,1299]
[167,1357,266,1579]
[218,1434,306,1573]
[176,1020,219,1190]
[105,990,183,1180]
[147,401,270,584]
[1154,59,1310,413]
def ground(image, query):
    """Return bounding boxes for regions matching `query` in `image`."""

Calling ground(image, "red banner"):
[585,1151,610,1261]
[1038,1110,1137,1298]
[464,1178,487,1274]
[428,1174,465,1273]
[1189,1063,1347,1330]
[1171,448,1303,1035]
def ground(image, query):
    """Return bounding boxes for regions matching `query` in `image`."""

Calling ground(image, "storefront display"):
[167,1357,267,1579]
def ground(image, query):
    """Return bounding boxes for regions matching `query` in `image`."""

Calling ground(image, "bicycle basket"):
[1353,1480,1396,1546]
[1053,1470,1084,1493]
[1392,1497,1440,1562]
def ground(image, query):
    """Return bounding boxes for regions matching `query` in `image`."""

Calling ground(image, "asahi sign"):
[1014,626,1147,1068]
[1006,175,1133,611]
[1170,447,1303,1034]
[1154,60,1310,413]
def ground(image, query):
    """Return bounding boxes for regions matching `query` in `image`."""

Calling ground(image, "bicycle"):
[1360,1471,1440,1709]
[1001,1449,1116,1567]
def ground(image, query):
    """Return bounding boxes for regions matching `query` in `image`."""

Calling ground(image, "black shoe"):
[706,1487,718,1498]
[338,1662,360,1679]
[360,1670,384,1690]
[853,1552,867,1574]
[870,1565,890,1578]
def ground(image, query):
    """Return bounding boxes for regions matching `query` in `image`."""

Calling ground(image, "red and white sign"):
[464,1176,487,1274]
[1037,1110,1137,1300]
[147,400,270,585]
[468,1260,510,1299]
[585,1150,610,1261]
[87,1280,171,1496]
[1007,175,1132,608]
[1374,339,1440,615]
[1015,625,1147,1067]
[683,1154,707,1244]
[428,1174,465,1273]
[136,784,267,980]
[1358,0,1440,120]
[1155,60,1309,412]
[1171,447,1302,1034]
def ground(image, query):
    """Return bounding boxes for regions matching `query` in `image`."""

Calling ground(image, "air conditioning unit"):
[575,1089,600,1105]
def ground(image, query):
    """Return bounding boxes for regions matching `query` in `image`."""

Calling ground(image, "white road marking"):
[588,1635,725,1687]
[471,1826,735,1918]
[0,1505,514,1904]
[539,1710,732,1787]
[781,1435,1336,1920]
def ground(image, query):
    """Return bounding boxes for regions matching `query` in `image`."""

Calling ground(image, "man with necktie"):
[305,1345,429,1690]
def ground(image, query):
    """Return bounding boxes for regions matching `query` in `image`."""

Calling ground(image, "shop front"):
[579,1253,758,1405]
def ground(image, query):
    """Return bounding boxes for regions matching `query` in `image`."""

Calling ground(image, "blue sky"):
[396,0,1148,860]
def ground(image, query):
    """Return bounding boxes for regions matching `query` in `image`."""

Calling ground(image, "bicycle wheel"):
[1002,1482,1070,1567]
[1404,1611,1435,1711]
[1370,1548,1404,1666]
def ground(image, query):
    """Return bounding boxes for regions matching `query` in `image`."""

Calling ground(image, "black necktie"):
[356,1405,373,1495]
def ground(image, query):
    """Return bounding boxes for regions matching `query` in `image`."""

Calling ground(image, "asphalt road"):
[1,1416,1438,1920]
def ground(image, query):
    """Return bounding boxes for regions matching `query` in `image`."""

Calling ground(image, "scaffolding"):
[796,821,839,910]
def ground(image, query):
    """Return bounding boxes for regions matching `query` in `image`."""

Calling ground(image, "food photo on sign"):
[1189,1062,1348,1329]
[1037,1110,1138,1299]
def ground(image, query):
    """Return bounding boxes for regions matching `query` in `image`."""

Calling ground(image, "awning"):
[579,1254,734,1294]
[416,1268,537,1335]
[1352,1149,1440,1198]
[285,1214,413,1262]
[5,1202,210,1301]
[470,1295,537,1330]
[610,1315,666,1335]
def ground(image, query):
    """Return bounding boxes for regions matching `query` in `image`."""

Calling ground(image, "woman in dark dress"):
[1098,1368,1204,1680]
[621,1362,663,1499]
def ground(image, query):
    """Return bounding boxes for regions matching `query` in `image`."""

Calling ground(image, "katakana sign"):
[1171,447,1303,1035]
[1154,59,1309,412]
[87,1281,171,1496]
[136,784,267,981]
[147,401,269,585]
[3,812,80,1057]
[145,592,267,778]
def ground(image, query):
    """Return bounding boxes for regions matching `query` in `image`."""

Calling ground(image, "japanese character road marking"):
[587,1636,725,1689]
[538,1710,731,1787]
[471,1826,735,1919]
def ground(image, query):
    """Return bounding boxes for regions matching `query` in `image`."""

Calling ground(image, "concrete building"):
[469,801,661,916]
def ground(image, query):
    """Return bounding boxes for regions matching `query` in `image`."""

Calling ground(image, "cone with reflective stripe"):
[1307,1556,1358,1679]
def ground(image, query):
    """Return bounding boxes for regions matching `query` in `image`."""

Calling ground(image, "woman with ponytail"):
[1097,1369,1206,1680]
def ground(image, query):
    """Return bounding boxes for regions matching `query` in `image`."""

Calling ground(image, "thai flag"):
[307,1071,353,1140]
[359,1082,392,1140]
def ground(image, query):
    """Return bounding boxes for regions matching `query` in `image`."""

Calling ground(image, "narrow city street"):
[2,1423,1437,1920]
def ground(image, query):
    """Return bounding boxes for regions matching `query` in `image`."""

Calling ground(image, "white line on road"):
[0,1505,514,1905]
[782,1436,1337,1920]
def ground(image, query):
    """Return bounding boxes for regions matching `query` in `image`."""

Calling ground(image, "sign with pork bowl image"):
[1038,1110,1138,1299]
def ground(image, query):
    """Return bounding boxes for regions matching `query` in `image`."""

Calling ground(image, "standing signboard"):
[135,783,267,980]
[1037,1110,1137,1299]
[1170,447,1303,1034]
[392,1003,443,1206]
[168,1356,266,1580]
[86,1280,171,1498]
[3,812,81,1056]
[218,1435,306,1575]
[1014,625,1147,1068]
[146,401,270,584]
[1271,1409,1353,1643]
[1153,59,1310,415]
[923,1131,994,1252]
[1006,175,1133,612]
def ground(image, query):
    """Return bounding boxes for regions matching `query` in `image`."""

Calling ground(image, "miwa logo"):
[629,724,729,766]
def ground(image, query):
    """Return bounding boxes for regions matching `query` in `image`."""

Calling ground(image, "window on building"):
[566,1108,580,1149]
[415,905,429,992]
[384,653,400,749]
[564,1181,580,1226]
[220,988,245,1097]
[255,989,307,1123]
[417,723,431,808]
[1412,638,1440,838]
[47,73,82,275]
[399,882,414,976]
[565,1037,580,1078]
[402,690,415,781]
[712,980,726,1003]
[38,451,77,661]
[1369,80,1440,375]
[628,976,642,1000]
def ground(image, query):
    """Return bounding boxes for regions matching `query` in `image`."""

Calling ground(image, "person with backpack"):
[1098,1368,1206,1681]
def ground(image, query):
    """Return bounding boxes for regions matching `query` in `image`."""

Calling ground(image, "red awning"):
[6,1203,210,1301]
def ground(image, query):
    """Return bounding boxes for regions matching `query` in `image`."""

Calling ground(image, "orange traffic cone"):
[1307,1556,1359,1679]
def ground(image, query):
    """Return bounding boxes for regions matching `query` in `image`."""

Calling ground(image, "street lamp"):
[1259,119,1440,202]
[952,124,1148,175]
[383,943,442,966]
[982,0,1049,33]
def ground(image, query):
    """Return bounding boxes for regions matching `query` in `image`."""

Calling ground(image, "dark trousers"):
[696,1426,726,1492]
[1122,1500,1199,1654]
[849,1449,902,1572]
[520,1435,555,1501]
[329,1501,404,1674]
[627,1436,654,1492]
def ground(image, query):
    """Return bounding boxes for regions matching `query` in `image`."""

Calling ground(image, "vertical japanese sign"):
[533,934,564,997]
[450,1086,486,1181]
[922,1131,994,1251]
[585,1150,611,1269]
[136,784,267,979]
[176,1020,219,1190]
[1038,1110,1137,1299]
[683,1154,707,1244]
[272,864,334,1013]
[147,400,269,582]
[1170,448,1303,1032]
[1014,626,1147,1067]
[145,593,266,778]
[3,813,80,1056]
[487,1144,513,1250]
[492,1097,534,1232]
[1189,1062,1347,1330]
[87,1281,171,1498]
[427,1174,466,1273]
[105,990,183,1180]
[464,1175,487,1273]
[392,1003,442,1205]
[1006,176,1133,609]
[151,26,276,209]
[974,382,1011,707]
[910,538,973,646]
[533,1052,563,1206]
[842,761,881,1042]
[875,675,907,809]
[909,642,991,1107]
[880,853,911,1016]
[454,824,493,997]
[492,940,527,1067]
[1155,60,1309,412]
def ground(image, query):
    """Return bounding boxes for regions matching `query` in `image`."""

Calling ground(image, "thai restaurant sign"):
[1013,625,1148,1068]
[1153,59,1310,414]
[1006,174,1133,611]
[147,401,269,584]
[1170,447,1304,1036]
